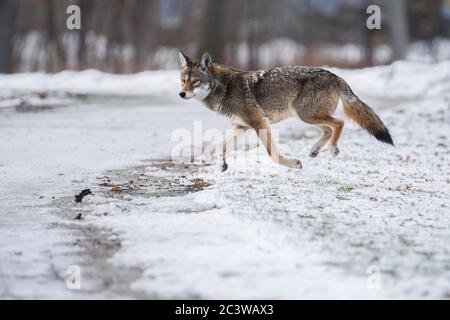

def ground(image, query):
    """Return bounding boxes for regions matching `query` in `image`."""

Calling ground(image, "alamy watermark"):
[170,121,283,169]
[65,4,381,32]
[66,5,81,30]
[66,265,81,290]
[366,5,381,30]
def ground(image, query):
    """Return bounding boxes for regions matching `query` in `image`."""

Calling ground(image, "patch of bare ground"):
[96,159,212,199]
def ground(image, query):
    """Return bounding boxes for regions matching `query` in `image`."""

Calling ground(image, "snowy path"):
[0,99,227,298]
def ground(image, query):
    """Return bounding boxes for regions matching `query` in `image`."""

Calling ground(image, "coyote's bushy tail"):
[337,78,394,145]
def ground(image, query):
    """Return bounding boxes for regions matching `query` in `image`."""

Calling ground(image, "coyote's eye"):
[181,79,186,84]
[192,80,200,86]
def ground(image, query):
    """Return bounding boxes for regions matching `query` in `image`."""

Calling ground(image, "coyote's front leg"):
[195,126,246,169]
[250,116,302,169]
[219,125,248,171]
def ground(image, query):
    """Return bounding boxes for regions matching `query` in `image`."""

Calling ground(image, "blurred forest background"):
[0,0,449,74]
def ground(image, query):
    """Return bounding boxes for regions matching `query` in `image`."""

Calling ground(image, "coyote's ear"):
[200,52,212,70]
[179,50,193,68]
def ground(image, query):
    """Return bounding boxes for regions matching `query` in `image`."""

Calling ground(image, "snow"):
[82,96,449,299]
[0,100,226,299]
[229,38,450,69]
[1,61,449,299]
[0,69,179,101]
[331,60,450,99]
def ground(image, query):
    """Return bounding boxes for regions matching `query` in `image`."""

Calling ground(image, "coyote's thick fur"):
[178,51,393,171]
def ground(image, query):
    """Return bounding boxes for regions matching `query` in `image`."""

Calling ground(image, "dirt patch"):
[96,159,212,199]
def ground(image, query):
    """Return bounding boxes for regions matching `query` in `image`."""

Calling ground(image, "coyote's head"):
[178,51,213,100]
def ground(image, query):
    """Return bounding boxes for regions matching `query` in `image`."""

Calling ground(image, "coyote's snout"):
[178,50,393,171]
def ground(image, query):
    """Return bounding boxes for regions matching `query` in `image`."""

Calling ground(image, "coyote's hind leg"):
[293,88,342,157]
[250,117,302,169]
[309,125,332,158]
[303,117,344,157]
[328,118,344,156]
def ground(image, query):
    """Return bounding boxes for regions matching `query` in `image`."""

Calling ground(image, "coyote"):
[178,51,393,171]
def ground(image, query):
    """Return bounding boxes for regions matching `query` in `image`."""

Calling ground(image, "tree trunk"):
[198,0,226,63]
[0,0,19,73]
[388,0,410,61]
[247,0,259,70]
[47,0,66,72]
[77,0,92,70]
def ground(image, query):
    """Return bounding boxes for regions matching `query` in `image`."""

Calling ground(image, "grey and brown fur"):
[179,51,393,171]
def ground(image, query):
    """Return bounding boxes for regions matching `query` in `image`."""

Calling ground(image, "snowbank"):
[1,61,449,105]
[0,69,179,99]
[331,60,450,99]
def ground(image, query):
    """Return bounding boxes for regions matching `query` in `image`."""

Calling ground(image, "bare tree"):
[198,0,226,62]
[388,0,410,61]
[46,0,66,72]
[246,0,259,69]
[0,0,19,73]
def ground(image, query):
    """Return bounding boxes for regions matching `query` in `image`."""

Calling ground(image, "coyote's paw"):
[309,149,319,158]
[330,146,340,157]
[221,162,228,172]
[282,158,303,169]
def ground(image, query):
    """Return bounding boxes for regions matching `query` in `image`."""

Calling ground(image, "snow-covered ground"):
[0,61,449,299]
